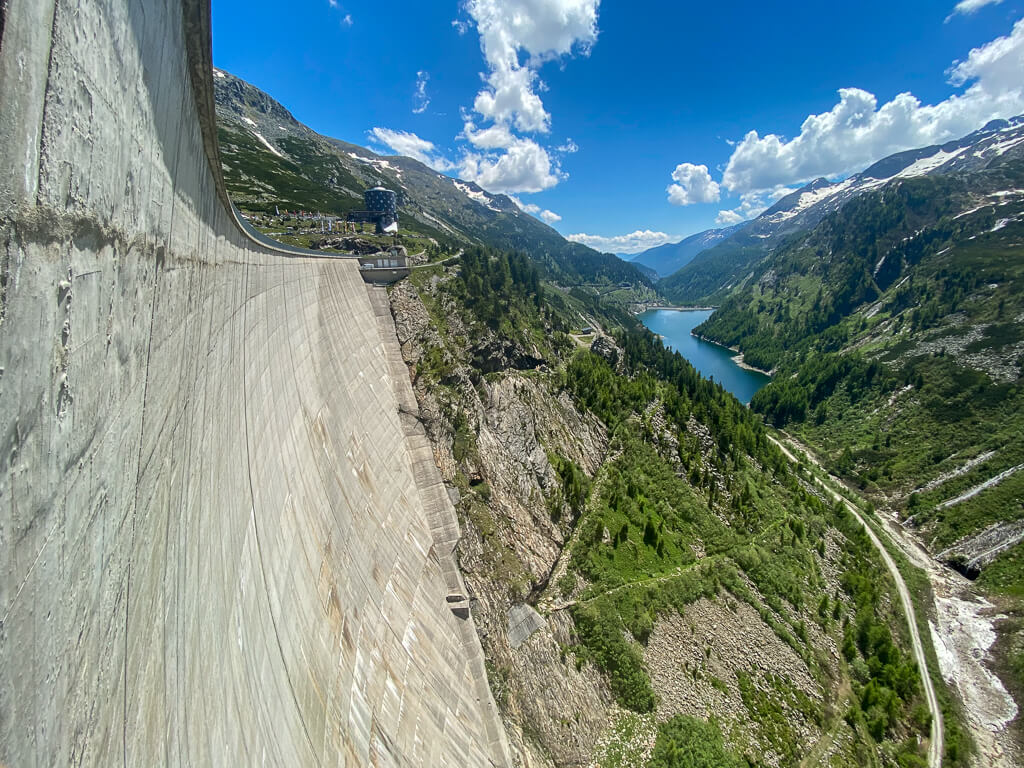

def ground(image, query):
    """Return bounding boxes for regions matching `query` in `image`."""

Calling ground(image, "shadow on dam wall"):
[0,0,509,765]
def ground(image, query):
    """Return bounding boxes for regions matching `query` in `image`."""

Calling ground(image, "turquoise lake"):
[637,309,771,405]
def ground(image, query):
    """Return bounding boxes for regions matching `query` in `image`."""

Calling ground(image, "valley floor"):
[775,433,1021,768]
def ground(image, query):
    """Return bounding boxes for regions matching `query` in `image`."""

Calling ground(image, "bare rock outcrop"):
[389,275,614,766]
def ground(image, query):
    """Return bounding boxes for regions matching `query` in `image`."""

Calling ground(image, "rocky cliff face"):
[390,278,614,765]
[384,266,928,767]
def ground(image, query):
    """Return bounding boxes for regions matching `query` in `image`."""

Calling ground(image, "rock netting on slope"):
[0,1,508,765]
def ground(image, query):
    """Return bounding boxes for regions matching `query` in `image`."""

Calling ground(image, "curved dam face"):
[0,1,507,766]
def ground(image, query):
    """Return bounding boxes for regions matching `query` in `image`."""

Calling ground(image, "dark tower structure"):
[364,187,397,227]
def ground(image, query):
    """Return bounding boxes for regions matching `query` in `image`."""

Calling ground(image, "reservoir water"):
[637,309,771,405]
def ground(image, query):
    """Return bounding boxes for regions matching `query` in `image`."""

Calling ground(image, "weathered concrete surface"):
[0,0,508,765]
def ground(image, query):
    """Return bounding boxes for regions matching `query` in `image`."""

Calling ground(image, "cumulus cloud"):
[715,186,793,225]
[718,18,1024,193]
[948,0,1003,21]
[449,1,599,195]
[473,65,551,134]
[510,195,539,213]
[342,13,353,26]
[666,163,721,206]
[509,195,563,225]
[566,230,678,255]
[460,137,562,193]
[412,71,430,114]
[715,210,746,226]
[466,0,599,133]
[369,128,453,171]
[464,121,517,149]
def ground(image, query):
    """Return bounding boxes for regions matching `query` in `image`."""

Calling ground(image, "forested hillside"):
[692,151,1024,729]
[384,247,949,767]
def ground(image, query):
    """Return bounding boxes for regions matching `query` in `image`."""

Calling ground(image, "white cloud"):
[342,13,353,26]
[459,137,562,193]
[948,0,1003,21]
[328,0,337,7]
[717,18,1024,193]
[369,127,453,171]
[666,163,721,206]
[509,195,562,224]
[509,195,540,214]
[715,210,746,226]
[412,71,430,114]
[466,0,599,133]
[450,1,599,196]
[464,121,516,149]
[474,65,551,133]
[566,230,678,255]
[715,186,793,225]
[558,138,580,153]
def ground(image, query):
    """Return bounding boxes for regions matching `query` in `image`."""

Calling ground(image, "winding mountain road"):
[768,436,944,768]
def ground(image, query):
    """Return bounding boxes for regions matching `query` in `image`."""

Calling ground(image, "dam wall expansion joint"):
[0,0,510,766]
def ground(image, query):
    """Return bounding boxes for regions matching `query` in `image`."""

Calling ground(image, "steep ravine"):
[780,433,1022,768]
[384,268,938,767]
[389,279,614,765]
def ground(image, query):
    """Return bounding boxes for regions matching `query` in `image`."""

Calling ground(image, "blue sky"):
[213,0,1024,253]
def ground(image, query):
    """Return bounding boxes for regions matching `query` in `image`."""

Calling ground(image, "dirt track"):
[768,436,944,768]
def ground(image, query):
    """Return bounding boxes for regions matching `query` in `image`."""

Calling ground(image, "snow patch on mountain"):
[990,135,1024,157]
[894,147,968,179]
[251,131,283,158]
[768,178,857,223]
[453,180,503,212]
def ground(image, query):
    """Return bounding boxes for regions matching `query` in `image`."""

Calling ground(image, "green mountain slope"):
[695,151,1024,593]
[213,68,650,288]
[661,117,1024,305]
[389,249,943,767]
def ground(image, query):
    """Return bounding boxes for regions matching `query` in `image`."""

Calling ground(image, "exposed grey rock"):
[644,596,825,767]
[311,235,379,254]
[590,334,623,372]
[389,278,613,766]
[938,520,1024,576]
[507,604,546,649]
[471,339,546,373]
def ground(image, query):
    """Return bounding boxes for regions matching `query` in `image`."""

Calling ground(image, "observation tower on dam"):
[348,186,399,233]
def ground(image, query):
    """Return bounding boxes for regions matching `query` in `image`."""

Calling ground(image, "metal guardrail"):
[231,205,361,258]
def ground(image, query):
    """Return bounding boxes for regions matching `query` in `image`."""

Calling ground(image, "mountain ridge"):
[627,224,742,278]
[213,68,653,288]
[661,115,1024,304]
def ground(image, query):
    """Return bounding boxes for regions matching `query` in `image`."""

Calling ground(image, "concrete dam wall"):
[0,0,508,765]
